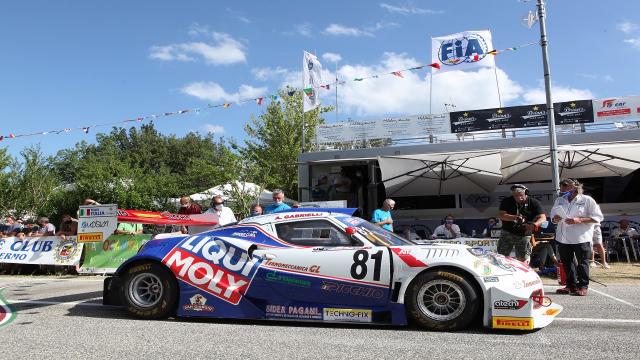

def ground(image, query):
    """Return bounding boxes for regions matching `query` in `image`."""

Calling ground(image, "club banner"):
[431,30,495,74]
[592,96,640,122]
[553,99,594,125]
[79,234,152,274]
[0,236,83,266]
[117,209,218,226]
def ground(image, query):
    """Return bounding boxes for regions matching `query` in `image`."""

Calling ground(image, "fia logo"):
[438,34,489,66]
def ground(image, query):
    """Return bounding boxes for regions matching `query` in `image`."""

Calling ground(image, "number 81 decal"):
[350,250,383,281]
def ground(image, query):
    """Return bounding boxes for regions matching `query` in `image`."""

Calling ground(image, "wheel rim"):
[128,273,163,308]
[416,278,466,322]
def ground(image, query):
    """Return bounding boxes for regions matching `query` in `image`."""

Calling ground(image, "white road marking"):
[555,318,640,324]
[544,285,640,310]
[7,299,106,307]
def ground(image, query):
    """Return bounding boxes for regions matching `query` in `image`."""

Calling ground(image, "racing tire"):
[122,262,178,320]
[405,270,479,331]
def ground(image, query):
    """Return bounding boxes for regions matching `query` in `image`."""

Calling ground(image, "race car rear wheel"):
[122,262,178,320]
[405,270,479,331]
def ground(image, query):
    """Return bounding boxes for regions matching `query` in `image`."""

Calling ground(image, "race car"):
[103,208,562,331]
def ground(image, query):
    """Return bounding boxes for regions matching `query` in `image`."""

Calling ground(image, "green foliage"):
[240,87,332,200]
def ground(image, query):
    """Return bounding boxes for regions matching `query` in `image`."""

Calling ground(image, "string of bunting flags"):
[0,40,538,143]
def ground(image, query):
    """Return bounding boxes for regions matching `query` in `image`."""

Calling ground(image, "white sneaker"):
[603,263,611,269]
[589,261,597,268]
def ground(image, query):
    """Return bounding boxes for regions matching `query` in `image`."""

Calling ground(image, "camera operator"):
[497,184,546,263]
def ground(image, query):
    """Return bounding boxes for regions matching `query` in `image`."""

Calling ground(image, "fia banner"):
[0,236,83,265]
[592,96,640,122]
[431,30,495,74]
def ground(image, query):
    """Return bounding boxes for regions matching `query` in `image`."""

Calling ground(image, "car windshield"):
[353,220,415,246]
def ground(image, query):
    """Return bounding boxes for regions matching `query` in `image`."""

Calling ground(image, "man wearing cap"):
[497,184,546,262]
[551,179,603,296]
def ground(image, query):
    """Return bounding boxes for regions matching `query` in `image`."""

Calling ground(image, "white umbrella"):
[378,151,503,196]
[501,143,640,183]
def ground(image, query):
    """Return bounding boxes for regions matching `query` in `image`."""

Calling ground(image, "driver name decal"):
[162,236,262,305]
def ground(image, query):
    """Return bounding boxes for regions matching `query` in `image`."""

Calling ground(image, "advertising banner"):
[316,113,451,143]
[553,99,594,125]
[79,234,151,274]
[416,238,498,252]
[78,204,118,243]
[0,236,83,266]
[592,96,640,122]
[431,30,495,74]
[117,209,218,226]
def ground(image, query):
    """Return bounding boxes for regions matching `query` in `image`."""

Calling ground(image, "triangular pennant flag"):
[256,97,263,105]
[473,54,480,62]
[178,109,190,114]
[164,112,174,116]
[82,127,90,134]
[0,136,4,141]
[428,62,441,69]
[137,117,144,122]
[409,66,425,70]
[287,90,296,96]
[320,84,330,90]
[354,78,364,81]
[505,47,517,51]
[303,88,314,97]
[8,134,15,138]
[488,50,499,55]
[391,71,404,78]
[223,103,231,108]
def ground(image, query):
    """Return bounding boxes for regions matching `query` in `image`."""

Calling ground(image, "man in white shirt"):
[611,218,639,239]
[205,195,236,226]
[550,179,603,296]
[431,214,461,239]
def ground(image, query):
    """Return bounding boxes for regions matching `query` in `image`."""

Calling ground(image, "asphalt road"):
[1,276,639,360]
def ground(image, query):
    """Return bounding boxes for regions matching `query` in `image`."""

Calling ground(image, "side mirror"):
[345,227,356,235]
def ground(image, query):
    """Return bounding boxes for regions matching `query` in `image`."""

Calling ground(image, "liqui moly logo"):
[162,236,262,305]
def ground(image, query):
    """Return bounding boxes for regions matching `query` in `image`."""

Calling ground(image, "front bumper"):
[489,287,562,330]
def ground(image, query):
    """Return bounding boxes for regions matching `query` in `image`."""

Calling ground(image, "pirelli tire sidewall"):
[405,269,480,331]
[122,262,178,320]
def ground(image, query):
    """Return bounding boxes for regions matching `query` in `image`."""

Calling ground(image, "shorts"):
[592,226,602,245]
[497,230,532,261]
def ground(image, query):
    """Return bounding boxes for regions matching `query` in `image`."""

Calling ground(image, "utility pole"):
[537,0,560,194]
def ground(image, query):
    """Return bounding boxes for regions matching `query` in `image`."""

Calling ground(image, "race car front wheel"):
[405,270,479,331]
[122,262,178,320]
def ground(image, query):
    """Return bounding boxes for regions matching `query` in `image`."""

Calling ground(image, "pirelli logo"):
[492,316,534,330]
[77,232,103,243]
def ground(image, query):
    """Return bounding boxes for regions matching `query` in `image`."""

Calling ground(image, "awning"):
[378,151,503,196]
[501,143,640,183]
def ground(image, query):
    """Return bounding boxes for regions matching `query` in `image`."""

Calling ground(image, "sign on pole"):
[77,204,118,243]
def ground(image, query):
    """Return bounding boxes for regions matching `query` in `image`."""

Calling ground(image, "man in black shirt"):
[497,184,546,262]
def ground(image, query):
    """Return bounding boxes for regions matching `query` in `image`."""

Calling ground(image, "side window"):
[275,220,360,247]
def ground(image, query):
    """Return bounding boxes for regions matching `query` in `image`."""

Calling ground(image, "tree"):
[240,87,332,200]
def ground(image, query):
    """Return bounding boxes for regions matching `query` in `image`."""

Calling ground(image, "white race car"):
[104,209,562,331]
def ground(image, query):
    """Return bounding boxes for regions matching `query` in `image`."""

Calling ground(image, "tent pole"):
[537,0,560,194]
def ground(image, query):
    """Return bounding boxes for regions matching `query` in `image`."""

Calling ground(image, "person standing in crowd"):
[1,216,23,237]
[481,217,501,238]
[205,195,236,226]
[177,196,202,215]
[249,203,263,217]
[432,214,461,239]
[551,178,603,296]
[372,198,395,232]
[590,224,610,269]
[32,217,56,236]
[497,184,546,263]
[83,198,100,205]
[56,214,78,239]
[264,189,291,214]
[611,218,638,238]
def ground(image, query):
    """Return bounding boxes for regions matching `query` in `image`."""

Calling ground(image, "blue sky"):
[1,0,639,158]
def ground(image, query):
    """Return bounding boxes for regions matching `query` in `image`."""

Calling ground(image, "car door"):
[255,218,392,307]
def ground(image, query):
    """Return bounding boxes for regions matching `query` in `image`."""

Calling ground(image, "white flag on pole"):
[431,30,495,74]
[303,51,323,112]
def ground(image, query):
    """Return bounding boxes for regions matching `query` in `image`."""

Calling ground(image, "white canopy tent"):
[172,181,293,207]
[501,143,640,183]
[378,151,503,196]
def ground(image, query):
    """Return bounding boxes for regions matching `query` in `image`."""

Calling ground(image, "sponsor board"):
[78,232,103,243]
[492,316,534,330]
[323,308,372,323]
[79,235,150,274]
[162,236,262,305]
[0,237,83,266]
[183,294,214,312]
[592,96,640,121]
[493,299,528,310]
[78,205,118,218]
[78,204,118,242]
[265,305,322,320]
[265,271,312,288]
[321,281,384,299]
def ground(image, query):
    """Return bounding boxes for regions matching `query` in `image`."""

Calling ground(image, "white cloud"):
[296,23,313,37]
[324,24,373,37]
[577,73,614,82]
[181,82,267,103]
[617,21,638,34]
[379,3,443,15]
[150,31,246,65]
[322,52,342,63]
[251,66,291,81]
[521,82,594,104]
[202,124,225,134]
[624,38,640,49]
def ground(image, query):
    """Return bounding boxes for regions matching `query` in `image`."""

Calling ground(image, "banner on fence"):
[416,237,498,252]
[592,95,640,122]
[78,234,151,274]
[78,204,118,243]
[0,236,83,266]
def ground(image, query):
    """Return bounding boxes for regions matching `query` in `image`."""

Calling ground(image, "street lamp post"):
[537,0,561,194]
